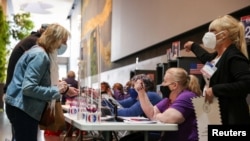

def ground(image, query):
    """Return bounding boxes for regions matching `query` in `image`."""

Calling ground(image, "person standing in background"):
[3,24,48,95]
[64,70,78,88]
[4,23,71,141]
[184,15,250,125]
[62,70,78,104]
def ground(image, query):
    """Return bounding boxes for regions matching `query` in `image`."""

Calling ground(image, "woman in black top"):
[184,15,250,125]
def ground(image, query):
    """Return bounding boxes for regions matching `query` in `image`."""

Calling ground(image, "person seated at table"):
[101,81,113,96]
[117,74,162,117]
[120,67,202,141]
[112,82,130,100]
[123,80,132,95]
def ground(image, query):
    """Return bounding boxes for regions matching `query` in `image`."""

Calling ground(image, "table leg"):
[63,123,74,141]
[112,131,119,141]
[74,130,83,141]
[102,131,112,141]
[144,131,149,141]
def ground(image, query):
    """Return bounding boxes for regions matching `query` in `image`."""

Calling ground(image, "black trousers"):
[5,103,39,141]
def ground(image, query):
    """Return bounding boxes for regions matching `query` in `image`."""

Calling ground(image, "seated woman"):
[112,82,130,100]
[106,74,162,140]
[100,81,113,96]
[121,67,202,141]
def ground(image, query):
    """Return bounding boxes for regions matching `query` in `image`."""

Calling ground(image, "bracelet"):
[61,86,69,95]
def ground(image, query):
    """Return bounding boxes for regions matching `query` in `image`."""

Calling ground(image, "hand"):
[183,41,194,52]
[58,81,68,93]
[205,87,214,103]
[134,79,145,93]
[66,87,79,97]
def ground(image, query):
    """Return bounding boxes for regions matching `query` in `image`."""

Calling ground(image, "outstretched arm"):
[135,79,160,120]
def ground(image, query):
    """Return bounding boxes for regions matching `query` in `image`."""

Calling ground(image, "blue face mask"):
[57,44,67,55]
[128,88,138,99]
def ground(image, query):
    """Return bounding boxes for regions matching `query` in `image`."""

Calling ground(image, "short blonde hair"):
[37,23,70,53]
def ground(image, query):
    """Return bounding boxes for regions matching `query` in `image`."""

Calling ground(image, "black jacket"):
[191,43,250,125]
[4,32,41,93]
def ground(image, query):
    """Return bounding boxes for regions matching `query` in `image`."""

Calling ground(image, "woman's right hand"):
[58,81,68,93]
[183,41,194,52]
[205,87,214,103]
[134,79,145,93]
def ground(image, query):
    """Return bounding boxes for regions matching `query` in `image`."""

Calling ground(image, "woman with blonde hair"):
[120,67,201,141]
[184,15,250,125]
[5,23,71,141]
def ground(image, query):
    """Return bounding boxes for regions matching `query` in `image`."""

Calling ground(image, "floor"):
[0,107,78,141]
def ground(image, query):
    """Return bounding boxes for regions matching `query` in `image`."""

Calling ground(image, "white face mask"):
[57,44,67,55]
[202,31,224,49]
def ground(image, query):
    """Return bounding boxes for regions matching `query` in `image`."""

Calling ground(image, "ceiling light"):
[20,1,53,14]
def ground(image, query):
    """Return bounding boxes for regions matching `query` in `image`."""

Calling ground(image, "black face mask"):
[160,85,171,98]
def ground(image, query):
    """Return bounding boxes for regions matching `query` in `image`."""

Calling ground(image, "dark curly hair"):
[131,74,155,91]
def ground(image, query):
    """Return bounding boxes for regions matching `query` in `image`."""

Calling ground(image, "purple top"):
[156,90,198,141]
[113,90,130,101]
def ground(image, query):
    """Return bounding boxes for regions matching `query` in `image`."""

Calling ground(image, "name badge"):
[200,62,217,79]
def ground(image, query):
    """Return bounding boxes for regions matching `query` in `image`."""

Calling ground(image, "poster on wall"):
[240,15,250,44]
[80,0,112,71]
[171,41,180,60]
[80,27,101,87]
[166,48,171,60]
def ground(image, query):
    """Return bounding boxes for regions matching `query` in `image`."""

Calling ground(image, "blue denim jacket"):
[5,45,61,121]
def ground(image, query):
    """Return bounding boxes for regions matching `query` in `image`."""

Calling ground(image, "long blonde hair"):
[37,23,70,53]
[167,67,202,96]
[209,15,248,59]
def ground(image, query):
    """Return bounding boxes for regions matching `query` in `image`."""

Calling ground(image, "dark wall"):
[108,6,250,71]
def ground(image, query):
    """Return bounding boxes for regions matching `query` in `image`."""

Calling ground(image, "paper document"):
[192,96,221,141]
